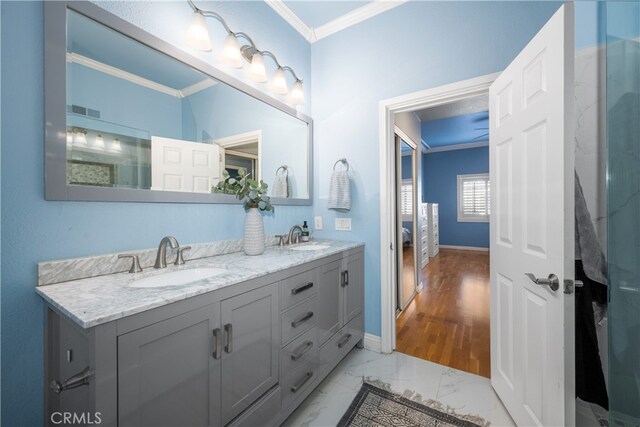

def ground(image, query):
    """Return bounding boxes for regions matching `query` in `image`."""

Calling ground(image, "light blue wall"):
[0,1,311,425]
[310,1,562,337]
[423,147,489,248]
[183,83,309,197]
[68,63,183,139]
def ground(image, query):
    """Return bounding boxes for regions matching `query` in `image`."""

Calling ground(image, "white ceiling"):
[265,0,408,43]
[414,95,489,122]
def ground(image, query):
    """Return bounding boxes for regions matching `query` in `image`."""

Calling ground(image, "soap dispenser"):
[301,221,310,242]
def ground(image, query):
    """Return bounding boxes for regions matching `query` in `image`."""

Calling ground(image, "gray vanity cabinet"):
[117,304,221,427]
[44,246,365,427]
[220,283,280,425]
[317,260,343,345]
[343,251,365,324]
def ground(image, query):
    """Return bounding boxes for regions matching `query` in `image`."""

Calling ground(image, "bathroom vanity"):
[37,240,364,427]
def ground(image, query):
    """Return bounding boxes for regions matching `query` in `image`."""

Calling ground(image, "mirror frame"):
[44,1,313,205]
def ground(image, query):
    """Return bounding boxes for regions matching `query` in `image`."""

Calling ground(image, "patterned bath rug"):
[337,382,487,427]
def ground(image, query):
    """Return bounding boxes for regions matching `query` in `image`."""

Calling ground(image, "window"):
[457,173,490,222]
[401,179,413,221]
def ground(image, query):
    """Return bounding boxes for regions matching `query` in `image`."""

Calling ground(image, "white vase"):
[244,207,265,256]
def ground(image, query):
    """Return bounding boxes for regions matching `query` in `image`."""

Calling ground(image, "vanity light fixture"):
[185,0,305,105]
[92,133,106,149]
[110,138,122,153]
[72,128,88,147]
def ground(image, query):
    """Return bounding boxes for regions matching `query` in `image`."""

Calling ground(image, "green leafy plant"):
[212,168,274,212]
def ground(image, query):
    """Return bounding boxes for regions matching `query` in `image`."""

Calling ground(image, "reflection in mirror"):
[65,9,309,199]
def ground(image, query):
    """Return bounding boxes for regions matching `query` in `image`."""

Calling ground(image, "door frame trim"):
[378,72,500,353]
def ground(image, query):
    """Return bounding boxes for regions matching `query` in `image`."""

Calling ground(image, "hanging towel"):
[328,170,351,212]
[272,175,289,198]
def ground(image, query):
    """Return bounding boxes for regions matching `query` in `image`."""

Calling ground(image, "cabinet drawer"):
[280,269,317,311]
[227,385,281,427]
[318,313,363,379]
[282,362,317,412]
[281,296,318,345]
[281,327,318,379]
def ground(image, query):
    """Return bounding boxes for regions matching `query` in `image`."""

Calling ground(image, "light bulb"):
[271,67,288,95]
[221,33,243,68]
[110,138,122,153]
[248,52,267,82]
[186,11,212,51]
[74,130,87,147]
[290,80,305,105]
[93,134,105,149]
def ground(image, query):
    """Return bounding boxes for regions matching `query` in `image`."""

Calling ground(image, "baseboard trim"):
[363,333,382,353]
[439,245,489,252]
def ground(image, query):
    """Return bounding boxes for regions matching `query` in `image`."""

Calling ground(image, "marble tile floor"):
[283,348,515,427]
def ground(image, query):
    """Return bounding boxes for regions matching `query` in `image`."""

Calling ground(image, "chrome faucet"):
[287,225,303,246]
[154,236,179,269]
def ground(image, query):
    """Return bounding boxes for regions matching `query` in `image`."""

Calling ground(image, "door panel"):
[344,252,364,324]
[118,305,220,427]
[317,260,342,345]
[489,4,574,426]
[220,283,279,425]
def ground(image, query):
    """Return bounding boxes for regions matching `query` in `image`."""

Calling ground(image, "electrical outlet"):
[314,216,323,230]
[335,218,352,231]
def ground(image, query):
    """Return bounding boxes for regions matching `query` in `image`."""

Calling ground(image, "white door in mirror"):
[151,136,220,193]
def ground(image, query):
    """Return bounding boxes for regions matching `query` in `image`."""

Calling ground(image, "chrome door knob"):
[524,273,560,292]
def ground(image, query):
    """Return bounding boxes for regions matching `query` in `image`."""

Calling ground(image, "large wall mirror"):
[45,1,312,204]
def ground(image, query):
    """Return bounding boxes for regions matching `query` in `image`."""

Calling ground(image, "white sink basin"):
[290,244,331,252]
[129,267,228,288]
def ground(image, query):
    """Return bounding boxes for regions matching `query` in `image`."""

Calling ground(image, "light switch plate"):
[335,218,352,231]
[314,216,323,230]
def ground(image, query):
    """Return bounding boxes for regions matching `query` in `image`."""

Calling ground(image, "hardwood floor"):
[395,248,491,378]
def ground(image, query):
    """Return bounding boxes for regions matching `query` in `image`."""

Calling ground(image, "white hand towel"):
[328,170,351,212]
[272,175,289,198]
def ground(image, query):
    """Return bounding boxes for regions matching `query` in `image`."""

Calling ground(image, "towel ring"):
[333,158,349,172]
[276,165,288,175]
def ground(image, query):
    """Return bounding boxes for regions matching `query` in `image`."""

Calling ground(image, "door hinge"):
[390,243,394,251]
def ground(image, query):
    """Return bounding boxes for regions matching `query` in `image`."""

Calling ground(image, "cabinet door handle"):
[290,371,313,393]
[212,328,221,360]
[224,323,233,354]
[291,341,314,361]
[337,333,352,349]
[291,311,314,328]
[291,282,314,295]
[341,271,349,287]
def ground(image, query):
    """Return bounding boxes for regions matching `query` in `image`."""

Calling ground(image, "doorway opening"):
[392,95,492,378]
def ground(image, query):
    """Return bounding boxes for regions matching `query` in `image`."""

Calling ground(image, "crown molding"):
[314,0,408,42]
[424,140,488,153]
[67,52,215,99]
[264,0,316,42]
[265,0,407,43]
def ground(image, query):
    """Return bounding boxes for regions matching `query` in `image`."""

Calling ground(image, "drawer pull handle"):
[291,312,314,328]
[337,333,353,349]
[292,282,314,295]
[224,323,233,354]
[290,371,313,393]
[212,328,221,360]
[291,341,314,361]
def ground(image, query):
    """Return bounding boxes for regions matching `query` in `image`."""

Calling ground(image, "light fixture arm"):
[235,32,257,49]
[188,0,232,34]
[261,51,282,69]
[282,66,302,83]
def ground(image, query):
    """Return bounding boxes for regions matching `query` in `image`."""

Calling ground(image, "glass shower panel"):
[607,2,640,425]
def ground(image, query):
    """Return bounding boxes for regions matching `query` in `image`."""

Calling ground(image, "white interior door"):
[489,4,574,426]
[151,136,220,193]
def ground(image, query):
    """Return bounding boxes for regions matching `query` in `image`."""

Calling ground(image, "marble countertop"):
[36,240,364,329]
